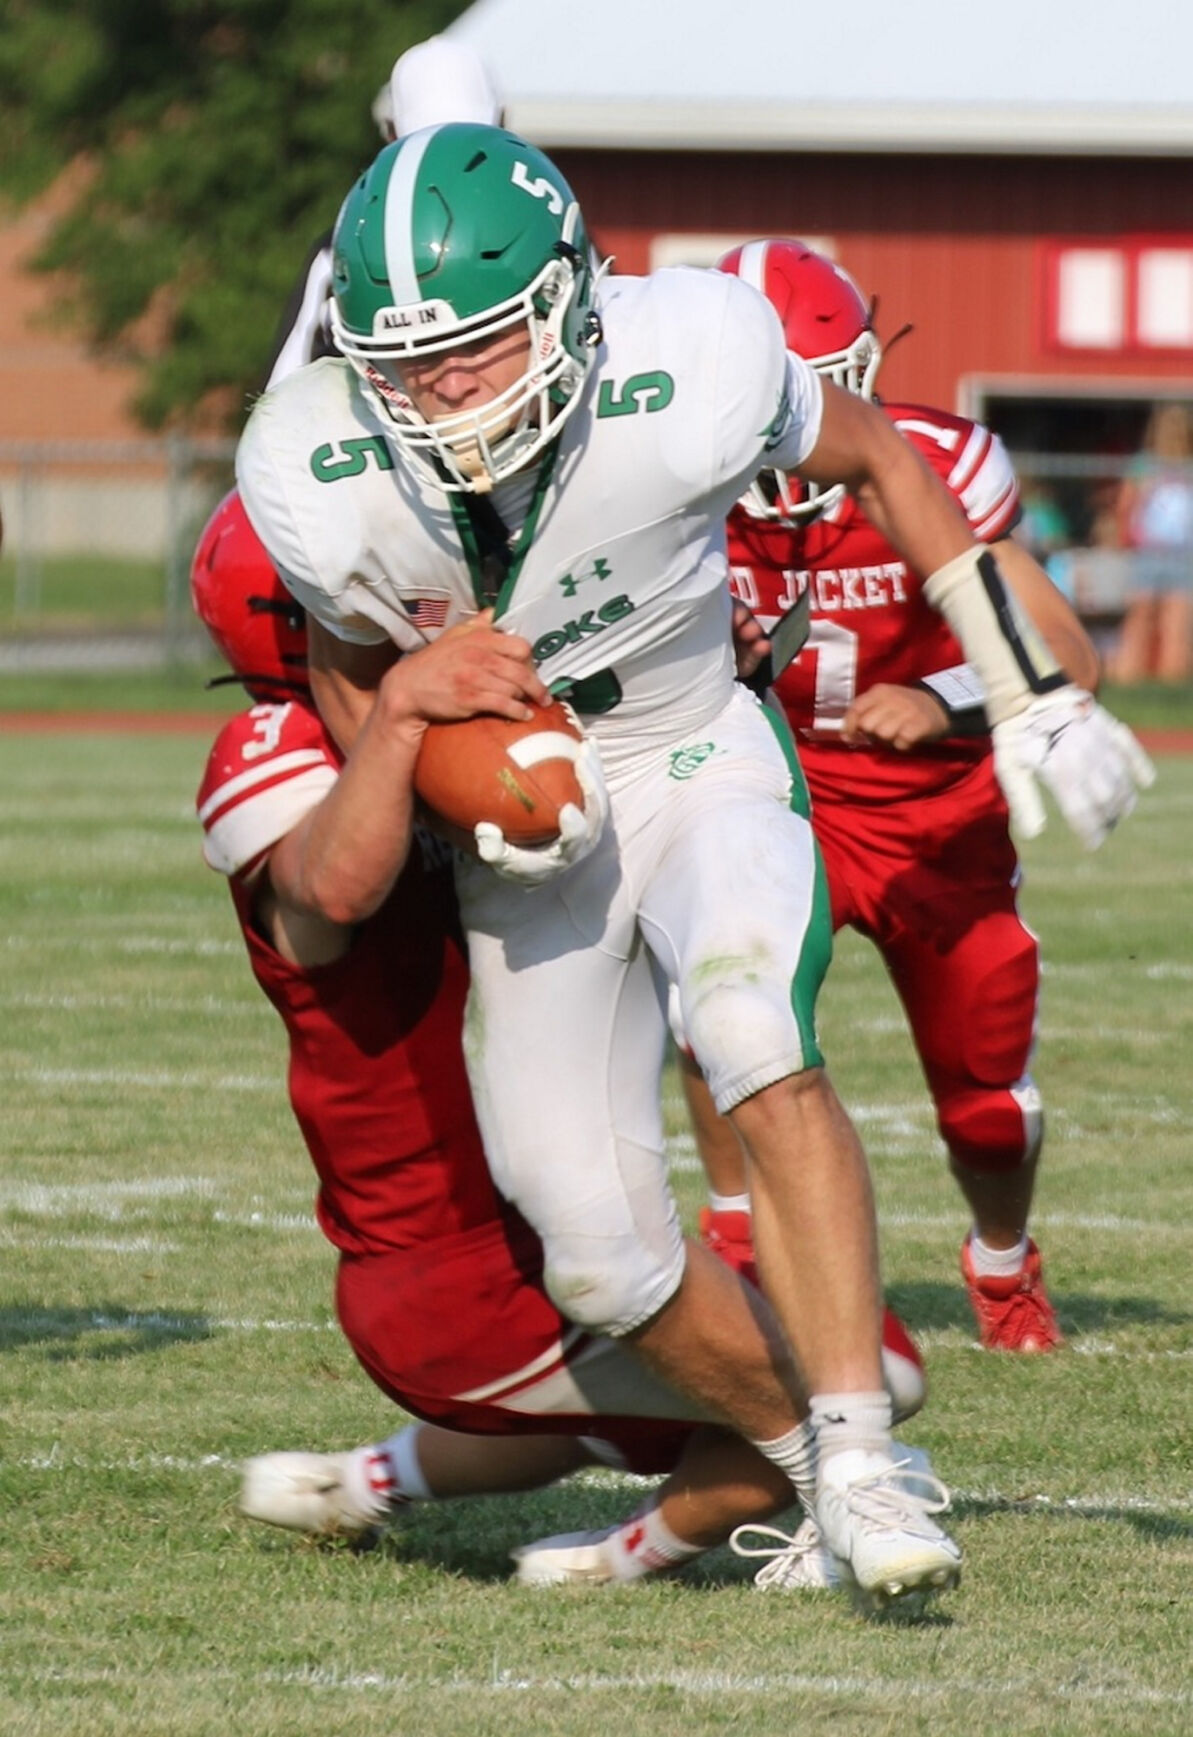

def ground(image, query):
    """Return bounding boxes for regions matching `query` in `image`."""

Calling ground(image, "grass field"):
[0,725,1190,1737]
[0,555,170,635]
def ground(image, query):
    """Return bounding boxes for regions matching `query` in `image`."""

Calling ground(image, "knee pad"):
[926,932,1041,1172]
[956,929,1039,1087]
[541,1228,686,1338]
[684,974,816,1113]
[938,1073,1043,1174]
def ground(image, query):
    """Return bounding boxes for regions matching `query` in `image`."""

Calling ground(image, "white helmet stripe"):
[736,239,770,295]
[383,126,441,306]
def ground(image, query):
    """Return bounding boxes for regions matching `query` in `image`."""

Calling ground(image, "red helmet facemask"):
[190,490,310,702]
[717,240,882,524]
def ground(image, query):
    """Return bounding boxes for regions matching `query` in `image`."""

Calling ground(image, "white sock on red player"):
[343,1424,429,1522]
[708,1190,752,1215]
[601,1499,707,1581]
[967,1230,1029,1278]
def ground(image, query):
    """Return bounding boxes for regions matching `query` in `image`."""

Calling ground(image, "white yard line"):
[211,1209,319,1231]
[4,1309,336,1336]
[13,1663,1191,1710]
[0,991,259,1015]
[0,1176,218,1214]
[17,1066,276,1091]
[4,1304,1188,1357]
[2,932,241,956]
[875,1207,1192,1235]
[3,1163,1187,1241]
[13,1453,1193,1518]
[0,1231,179,1254]
[279,1666,1193,1708]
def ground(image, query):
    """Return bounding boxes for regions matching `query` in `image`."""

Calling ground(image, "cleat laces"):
[831,1452,952,1541]
[729,1517,837,1589]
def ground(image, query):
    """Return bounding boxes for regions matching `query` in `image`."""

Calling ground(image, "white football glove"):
[992,685,1156,849]
[473,736,610,886]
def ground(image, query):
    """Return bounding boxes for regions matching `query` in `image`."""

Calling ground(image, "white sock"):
[968,1230,1029,1278]
[708,1191,752,1215]
[811,1391,892,1468]
[603,1499,708,1581]
[751,1418,817,1513]
[347,1423,431,1521]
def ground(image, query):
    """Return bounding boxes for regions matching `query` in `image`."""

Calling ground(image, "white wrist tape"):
[922,549,1065,726]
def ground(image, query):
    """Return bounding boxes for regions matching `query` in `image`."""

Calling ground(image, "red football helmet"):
[190,489,310,701]
[717,239,882,522]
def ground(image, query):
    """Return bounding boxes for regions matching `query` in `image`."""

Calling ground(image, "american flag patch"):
[403,596,450,629]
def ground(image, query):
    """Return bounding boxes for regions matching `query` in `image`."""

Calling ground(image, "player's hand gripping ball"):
[415,699,607,882]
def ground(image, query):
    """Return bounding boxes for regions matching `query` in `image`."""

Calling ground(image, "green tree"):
[0,0,470,431]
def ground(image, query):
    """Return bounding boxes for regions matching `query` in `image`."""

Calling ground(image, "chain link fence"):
[0,436,236,670]
[2,439,1185,672]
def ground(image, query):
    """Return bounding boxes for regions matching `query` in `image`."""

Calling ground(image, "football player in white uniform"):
[237,123,1150,1606]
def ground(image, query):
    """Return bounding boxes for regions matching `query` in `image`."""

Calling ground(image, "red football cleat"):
[699,1206,758,1286]
[961,1237,1063,1352]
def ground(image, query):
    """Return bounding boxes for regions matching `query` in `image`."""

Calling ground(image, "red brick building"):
[455,0,1193,477]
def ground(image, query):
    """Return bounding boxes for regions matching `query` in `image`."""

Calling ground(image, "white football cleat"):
[239,1450,382,1537]
[730,1514,840,1590]
[814,1443,961,1611]
[511,1525,621,1586]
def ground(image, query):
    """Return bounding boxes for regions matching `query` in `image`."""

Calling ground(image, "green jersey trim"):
[759,698,830,1070]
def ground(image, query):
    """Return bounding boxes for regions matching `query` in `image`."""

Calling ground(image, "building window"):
[1137,249,1193,348]
[1045,239,1193,355]
[1054,250,1125,349]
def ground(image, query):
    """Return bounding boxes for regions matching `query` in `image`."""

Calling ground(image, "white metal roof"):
[449,0,1193,154]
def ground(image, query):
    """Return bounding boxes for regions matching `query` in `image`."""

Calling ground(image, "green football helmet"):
[330,123,603,492]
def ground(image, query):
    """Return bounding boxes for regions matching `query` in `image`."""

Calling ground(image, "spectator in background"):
[1018,481,1071,567]
[262,36,503,389]
[1111,401,1193,684]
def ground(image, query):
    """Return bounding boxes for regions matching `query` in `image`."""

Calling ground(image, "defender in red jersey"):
[694,243,1108,1352]
[194,492,933,1592]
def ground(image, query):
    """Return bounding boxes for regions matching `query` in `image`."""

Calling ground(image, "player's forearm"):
[307,617,400,755]
[851,435,975,580]
[270,700,426,926]
[993,536,1101,694]
[800,384,975,579]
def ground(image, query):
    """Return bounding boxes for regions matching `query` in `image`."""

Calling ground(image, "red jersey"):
[197,702,511,1257]
[728,403,1020,804]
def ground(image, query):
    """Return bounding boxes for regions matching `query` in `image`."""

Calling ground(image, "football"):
[414,698,587,846]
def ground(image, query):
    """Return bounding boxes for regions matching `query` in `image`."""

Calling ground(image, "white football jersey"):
[237,267,822,780]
